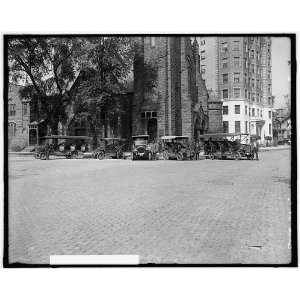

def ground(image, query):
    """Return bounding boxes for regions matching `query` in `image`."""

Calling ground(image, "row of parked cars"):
[34,133,256,161]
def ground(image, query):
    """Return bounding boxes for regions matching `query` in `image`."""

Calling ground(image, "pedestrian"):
[149,140,154,160]
[195,141,200,160]
[153,139,159,160]
[252,138,259,160]
[45,143,50,160]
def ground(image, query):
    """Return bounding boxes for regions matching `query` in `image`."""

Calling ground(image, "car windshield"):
[134,138,148,145]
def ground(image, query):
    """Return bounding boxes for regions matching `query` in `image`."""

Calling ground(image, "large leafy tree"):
[8,36,134,138]
[67,37,134,144]
[8,37,89,134]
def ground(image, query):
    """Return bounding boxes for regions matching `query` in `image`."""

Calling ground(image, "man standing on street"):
[252,138,259,161]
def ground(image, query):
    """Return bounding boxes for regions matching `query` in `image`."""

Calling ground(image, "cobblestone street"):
[8,149,291,264]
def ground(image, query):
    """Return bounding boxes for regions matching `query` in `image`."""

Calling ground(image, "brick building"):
[132,37,211,140]
[8,84,31,151]
[199,36,273,144]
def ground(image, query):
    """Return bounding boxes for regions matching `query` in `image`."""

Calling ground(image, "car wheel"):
[176,152,183,161]
[117,150,123,159]
[97,151,105,160]
[34,153,40,159]
[40,153,46,160]
[163,150,169,160]
[235,152,241,160]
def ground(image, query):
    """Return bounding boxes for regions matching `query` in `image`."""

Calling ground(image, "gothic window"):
[8,122,16,137]
[9,104,16,116]
[23,102,28,115]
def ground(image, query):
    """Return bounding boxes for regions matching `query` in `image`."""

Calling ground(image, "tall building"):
[132,36,212,140]
[199,36,273,144]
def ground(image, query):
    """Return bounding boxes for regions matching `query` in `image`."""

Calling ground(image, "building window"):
[235,105,240,114]
[260,110,262,118]
[233,57,240,67]
[233,88,240,98]
[268,84,271,93]
[201,65,206,74]
[268,71,271,79]
[252,108,255,117]
[8,122,16,137]
[222,73,228,84]
[268,111,271,119]
[269,124,272,135]
[222,89,228,99]
[22,103,28,115]
[268,97,271,105]
[150,37,155,47]
[141,111,157,119]
[252,78,255,88]
[223,106,228,115]
[251,50,255,58]
[233,41,240,51]
[221,41,228,54]
[233,72,240,83]
[200,40,205,46]
[222,58,228,69]
[235,121,240,133]
[9,104,16,116]
[223,121,229,133]
[257,108,259,117]
[251,64,255,73]
[245,105,248,115]
[200,50,205,60]
[245,121,248,133]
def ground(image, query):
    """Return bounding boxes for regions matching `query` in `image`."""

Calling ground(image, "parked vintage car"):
[34,135,91,160]
[93,138,130,160]
[160,136,195,161]
[131,135,152,160]
[200,133,253,160]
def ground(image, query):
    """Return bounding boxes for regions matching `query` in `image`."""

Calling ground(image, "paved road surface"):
[8,150,291,264]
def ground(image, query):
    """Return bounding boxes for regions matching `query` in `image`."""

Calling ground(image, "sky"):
[271,37,291,109]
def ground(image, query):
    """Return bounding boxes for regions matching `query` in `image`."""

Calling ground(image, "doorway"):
[147,118,157,140]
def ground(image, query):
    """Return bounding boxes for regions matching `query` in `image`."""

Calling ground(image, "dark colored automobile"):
[131,135,152,160]
[93,138,129,160]
[200,133,253,160]
[160,136,195,161]
[34,135,91,160]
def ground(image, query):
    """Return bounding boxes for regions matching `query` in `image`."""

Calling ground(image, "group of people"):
[149,139,160,160]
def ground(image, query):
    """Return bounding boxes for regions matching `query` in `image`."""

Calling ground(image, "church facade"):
[132,36,211,140]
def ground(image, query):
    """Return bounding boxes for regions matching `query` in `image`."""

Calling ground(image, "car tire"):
[97,151,105,160]
[235,153,241,160]
[163,151,169,160]
[176,152,183,161]
[40,153,46,160]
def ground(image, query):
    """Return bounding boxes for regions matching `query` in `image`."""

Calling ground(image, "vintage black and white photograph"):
[4,35,296,266]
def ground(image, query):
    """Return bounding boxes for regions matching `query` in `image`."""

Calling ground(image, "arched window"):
[9,122,16,137]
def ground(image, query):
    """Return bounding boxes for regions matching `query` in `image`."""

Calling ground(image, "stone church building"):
[132,36,218,140]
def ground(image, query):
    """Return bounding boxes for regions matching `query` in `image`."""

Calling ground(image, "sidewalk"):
[259,145,291,152]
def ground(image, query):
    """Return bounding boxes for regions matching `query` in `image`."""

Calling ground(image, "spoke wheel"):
[163,151,169,160]
[97,151,105,160]
[176,152,183,161]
